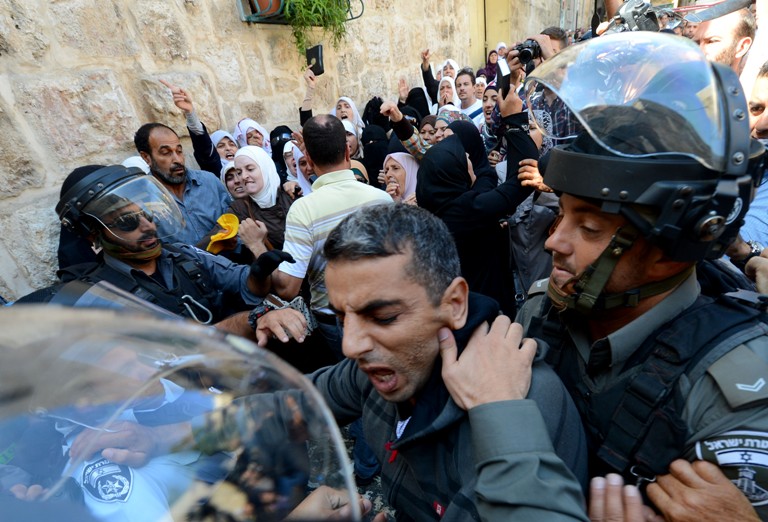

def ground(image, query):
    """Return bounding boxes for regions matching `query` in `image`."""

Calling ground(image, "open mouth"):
[361,366,399,395]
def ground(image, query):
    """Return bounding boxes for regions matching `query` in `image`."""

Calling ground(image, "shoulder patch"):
[527,278,549,297]
[707,344,768,409]
[81,458,133,503]
[696,430,768,507]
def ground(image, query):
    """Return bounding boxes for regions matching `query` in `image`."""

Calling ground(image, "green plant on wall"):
[284,0,349,53]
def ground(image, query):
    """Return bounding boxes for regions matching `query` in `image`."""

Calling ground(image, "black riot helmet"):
[56,165,185,241]
[526,32,765,313]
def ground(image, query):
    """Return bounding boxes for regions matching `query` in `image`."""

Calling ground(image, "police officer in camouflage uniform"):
[513,32,768,520]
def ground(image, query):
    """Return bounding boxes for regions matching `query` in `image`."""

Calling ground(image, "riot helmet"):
[56,165,184,242]
[525,32,765,312]
[0,307,361,521]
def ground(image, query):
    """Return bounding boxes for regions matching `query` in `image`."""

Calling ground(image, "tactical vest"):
[58,245,223,324]
[528,292,768,482]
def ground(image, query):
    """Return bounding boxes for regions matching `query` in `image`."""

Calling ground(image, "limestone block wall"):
[0,0,563,301]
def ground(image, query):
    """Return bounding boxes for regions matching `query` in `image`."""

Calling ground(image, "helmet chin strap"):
[547,226,693,314]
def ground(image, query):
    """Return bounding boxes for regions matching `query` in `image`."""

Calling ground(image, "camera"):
[514,39,542,65]
[603,0,660,34]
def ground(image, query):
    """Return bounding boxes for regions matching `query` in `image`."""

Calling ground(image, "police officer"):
[26,164,302,342]
[506,32,767,519]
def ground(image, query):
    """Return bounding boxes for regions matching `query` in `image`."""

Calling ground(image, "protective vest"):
[58,245,223,323]
[528,291,768,482]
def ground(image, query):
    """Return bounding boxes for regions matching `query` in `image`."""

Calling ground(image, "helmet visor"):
[0,307,359,521]
[82,174,184,241]
[524,32,726,171]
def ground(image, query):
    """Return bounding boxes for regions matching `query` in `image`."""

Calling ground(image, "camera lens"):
[519,48,533,64]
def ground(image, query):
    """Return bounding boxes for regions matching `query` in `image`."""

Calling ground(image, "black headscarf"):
[446,120,494,180]
[361,125,390,187]
[400,105,423,128]
[362,96,391,132]
[404,88,431,124]
[269,125,293,177]
[416,136,472,216]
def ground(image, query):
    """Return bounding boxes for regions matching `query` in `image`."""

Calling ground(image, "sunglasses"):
[105,210,154,232]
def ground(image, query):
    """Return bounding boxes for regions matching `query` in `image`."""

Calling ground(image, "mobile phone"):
[496,56,511,98]
[306,45,324,76]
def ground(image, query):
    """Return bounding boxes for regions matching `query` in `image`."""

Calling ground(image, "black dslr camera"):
[514,39,542,65]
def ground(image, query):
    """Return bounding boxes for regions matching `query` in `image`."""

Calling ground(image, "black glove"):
[249,250,295,281]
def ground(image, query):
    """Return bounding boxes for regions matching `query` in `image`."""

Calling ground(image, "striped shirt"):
[278,169,393,313]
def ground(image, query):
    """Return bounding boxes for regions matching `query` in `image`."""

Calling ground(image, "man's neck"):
[313,162,350,177]
[154,174,186,199]
[460,97,473,110]
[130,257,158,277]
[108,253,158,276]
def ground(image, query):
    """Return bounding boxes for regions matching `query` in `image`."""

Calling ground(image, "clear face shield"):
[0,307,360,521]
[524,32,728,172]
[82,175,185,242]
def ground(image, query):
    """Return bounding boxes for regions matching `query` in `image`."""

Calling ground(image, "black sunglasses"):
[105,210,154,232]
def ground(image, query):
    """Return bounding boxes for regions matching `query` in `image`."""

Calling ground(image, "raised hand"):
[159,79,194,114]
[303,68,317,90]
[398,77,409,103]
[380,101,404,123]
[518,159,552,192]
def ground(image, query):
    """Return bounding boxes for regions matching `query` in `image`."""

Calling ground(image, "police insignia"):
[81,458,133,503]
[696,431,768,506]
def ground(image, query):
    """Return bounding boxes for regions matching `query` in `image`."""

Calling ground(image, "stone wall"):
[0,0,567,301]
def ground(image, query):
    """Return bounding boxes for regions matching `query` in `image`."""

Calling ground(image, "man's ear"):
[139,151,152,167]
[440,277,469,330]
[735,36,753,60]
[304,152,317,172]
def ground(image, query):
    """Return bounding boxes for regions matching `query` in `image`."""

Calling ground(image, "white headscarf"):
[219,160,236,184]
[211,130,238,168]
[233,118,272,155]
[331,96,365,132]
[437,76,461,108]
[440,59,460,79]
[121,156,150,174]
[234,146,281,208]
[342,119,364,159]
[293,145,313,196]
[496,42,507,54]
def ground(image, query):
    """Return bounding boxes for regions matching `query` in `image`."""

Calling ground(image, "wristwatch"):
[732,240,764,273]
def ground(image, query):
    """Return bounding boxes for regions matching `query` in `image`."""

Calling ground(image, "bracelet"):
[247,301,278,332]
[247,294,294,332]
